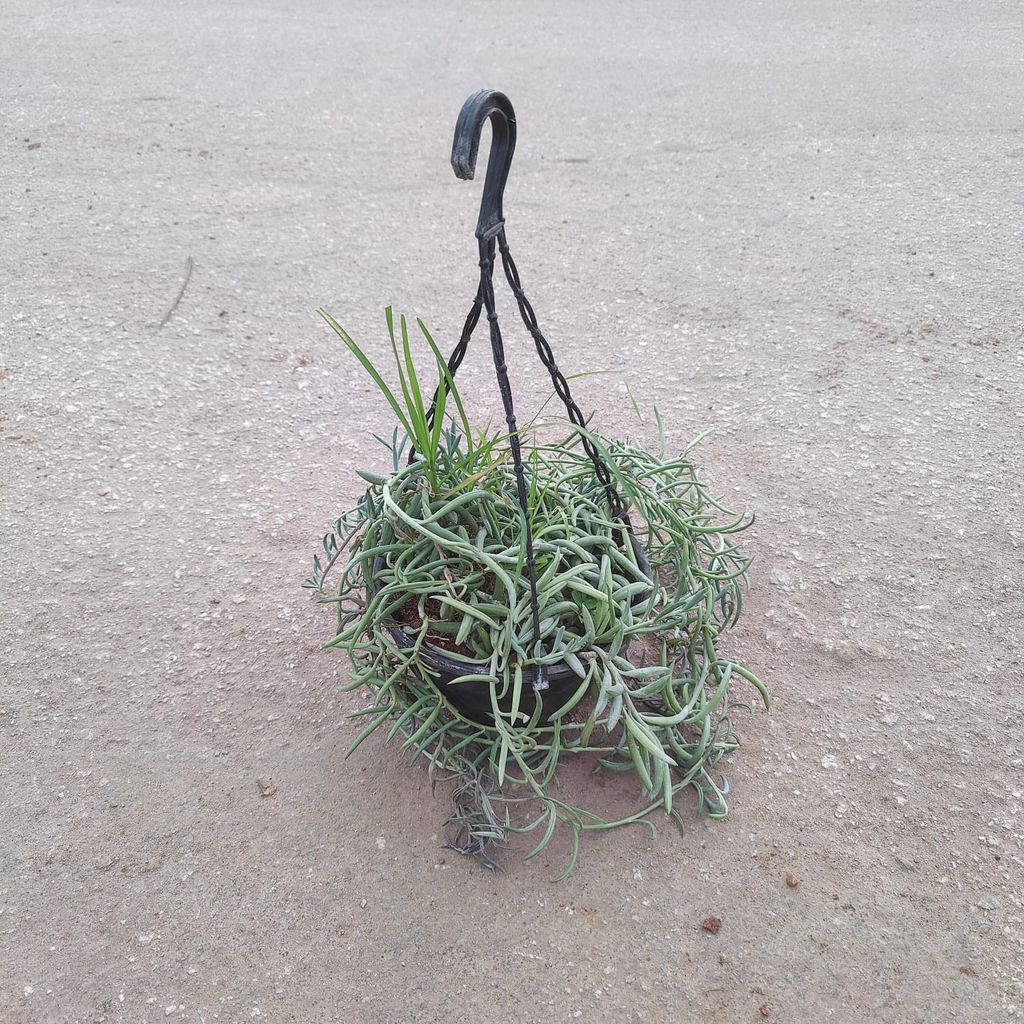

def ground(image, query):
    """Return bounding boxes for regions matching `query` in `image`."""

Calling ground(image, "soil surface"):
[2,2,1022,1022]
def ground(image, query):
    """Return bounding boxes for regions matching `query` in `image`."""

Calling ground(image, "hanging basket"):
[309,89,768,877]
[350,89,655,725]
[368,536,653,725]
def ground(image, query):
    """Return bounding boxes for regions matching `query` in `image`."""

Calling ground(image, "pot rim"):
[367,523,653,685]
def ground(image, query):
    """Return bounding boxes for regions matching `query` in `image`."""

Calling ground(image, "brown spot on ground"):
[702,916,722,934]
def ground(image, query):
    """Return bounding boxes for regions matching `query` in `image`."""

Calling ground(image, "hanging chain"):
[405,91,636,691]
[496,233,628,527]
[412,237,630,691]
[417,237,629,530]
[477,235,549,689]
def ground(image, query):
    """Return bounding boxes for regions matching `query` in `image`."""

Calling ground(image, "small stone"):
[701,916,721,935]
[256,778,277,798]
[959,966,977,977]
[759,1004,772,1018]
[974,897,999,911]
[880,713,899,726]
[820,755,837,769]
[785,873,799,889]
[768,569,792,587]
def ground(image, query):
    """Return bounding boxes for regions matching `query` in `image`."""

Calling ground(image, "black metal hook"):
[451,90,517,240]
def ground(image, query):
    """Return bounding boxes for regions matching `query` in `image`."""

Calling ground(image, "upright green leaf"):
[318,309,413,439]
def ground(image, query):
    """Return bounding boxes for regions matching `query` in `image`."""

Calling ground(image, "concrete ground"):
[2,2,1022,1022]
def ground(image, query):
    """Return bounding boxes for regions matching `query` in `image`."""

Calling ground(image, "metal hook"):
[451,89,517,240]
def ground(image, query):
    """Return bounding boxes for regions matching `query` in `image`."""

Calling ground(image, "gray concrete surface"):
[2,2,1022,1022]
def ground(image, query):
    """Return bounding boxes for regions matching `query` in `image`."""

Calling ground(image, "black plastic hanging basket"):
[369,541,652,726]
[370,90,652,726]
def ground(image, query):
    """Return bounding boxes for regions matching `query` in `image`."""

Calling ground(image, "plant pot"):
[369,534,653,726]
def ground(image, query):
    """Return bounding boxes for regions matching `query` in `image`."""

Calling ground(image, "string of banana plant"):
[306,308,768,879]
